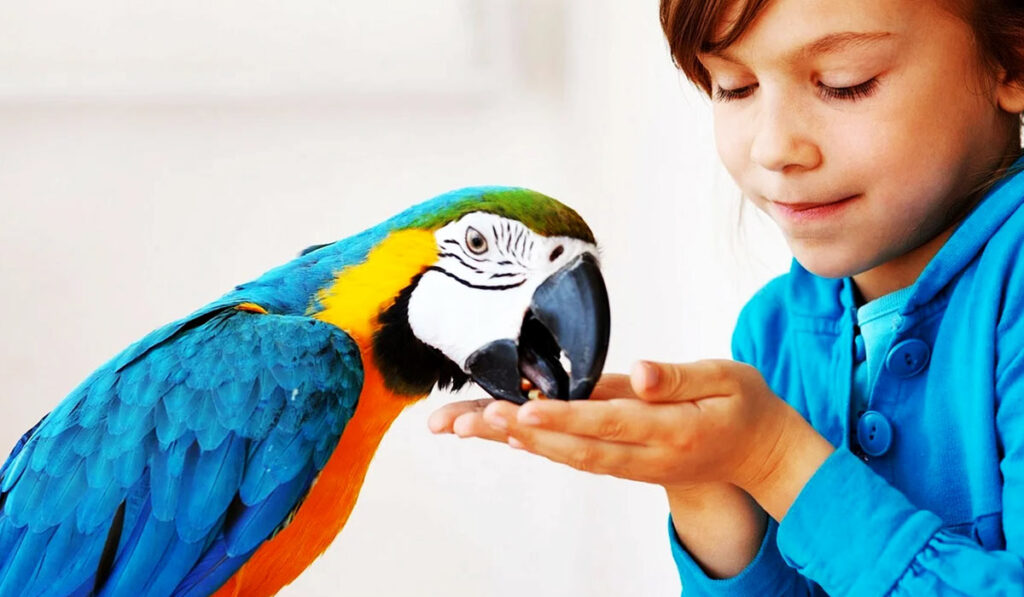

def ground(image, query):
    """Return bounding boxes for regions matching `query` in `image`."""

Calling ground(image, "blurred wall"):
[0,1,792,595]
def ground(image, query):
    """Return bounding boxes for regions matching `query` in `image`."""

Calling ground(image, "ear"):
[996,71,1024,114]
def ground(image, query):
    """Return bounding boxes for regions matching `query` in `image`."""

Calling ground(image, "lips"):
[767,194,860,222]
[772,195,858,209]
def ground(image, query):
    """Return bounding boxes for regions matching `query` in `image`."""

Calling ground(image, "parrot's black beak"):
[466,253,611,404]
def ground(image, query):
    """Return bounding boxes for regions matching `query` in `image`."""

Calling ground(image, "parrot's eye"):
[465,227,488,255]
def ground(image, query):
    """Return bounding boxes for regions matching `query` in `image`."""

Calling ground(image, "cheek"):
[712,111,750,183]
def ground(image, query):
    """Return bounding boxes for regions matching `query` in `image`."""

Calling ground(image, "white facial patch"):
[406,212,597,370]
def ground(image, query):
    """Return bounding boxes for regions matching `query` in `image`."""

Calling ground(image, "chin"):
[790,250,865,280]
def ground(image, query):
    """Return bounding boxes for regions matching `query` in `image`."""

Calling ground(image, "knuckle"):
[665,365,687,393]
[706,360,729,384]
[596,417,630,441]
[666,427,696,452]
[567,446,599,471]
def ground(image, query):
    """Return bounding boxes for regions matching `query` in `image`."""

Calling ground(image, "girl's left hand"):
[430,359,834,520]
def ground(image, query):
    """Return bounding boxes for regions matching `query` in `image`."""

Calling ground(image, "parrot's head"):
[311,186,610,404]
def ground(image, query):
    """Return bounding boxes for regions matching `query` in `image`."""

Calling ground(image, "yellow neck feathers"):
[313,229,437,346]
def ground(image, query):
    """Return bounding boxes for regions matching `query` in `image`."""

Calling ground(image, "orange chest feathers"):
[215,229,440,596]
[213,363,412,597]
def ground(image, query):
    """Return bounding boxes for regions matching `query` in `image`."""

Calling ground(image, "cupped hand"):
[427,374,636,442]
[433,360,821,493]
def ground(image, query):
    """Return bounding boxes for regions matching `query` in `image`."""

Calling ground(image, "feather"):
[212,378,259,430]
[0,517,25,572]
[4,468,48,527]
[160,384,193,427]
[176,434,244,542]
[149,444,186,522]
[38,458,88,528]
[225,462,316,557]
[75,478,125,534]
[195,421,231,453]
[1,442,34,493]
[106,399,150,437]
[27,519,105,597]
[153,400,189,447]
[85,452,115,488]
[0,525,56,595]
[172,540,252,597]
[101,510,178,595]
[113,442,149,487]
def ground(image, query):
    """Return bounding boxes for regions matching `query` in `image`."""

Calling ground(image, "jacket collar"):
[903,154,1024,314]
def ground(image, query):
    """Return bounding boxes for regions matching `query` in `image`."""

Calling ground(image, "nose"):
[749,95,821,173]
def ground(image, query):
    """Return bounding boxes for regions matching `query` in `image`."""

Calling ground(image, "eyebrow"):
[704,31,895,65]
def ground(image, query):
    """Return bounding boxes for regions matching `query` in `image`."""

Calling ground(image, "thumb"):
[631,360,724,402]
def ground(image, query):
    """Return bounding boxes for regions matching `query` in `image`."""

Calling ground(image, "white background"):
[0,1,792,595]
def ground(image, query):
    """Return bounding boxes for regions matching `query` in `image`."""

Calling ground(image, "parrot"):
[0,186,611,597]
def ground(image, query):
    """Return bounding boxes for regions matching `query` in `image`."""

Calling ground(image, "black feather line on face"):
[372,274,470,397]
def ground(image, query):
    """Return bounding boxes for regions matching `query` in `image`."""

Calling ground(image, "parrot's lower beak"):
[465,253,611,404]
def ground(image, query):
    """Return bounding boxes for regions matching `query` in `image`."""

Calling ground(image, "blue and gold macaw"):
[0,186,610,597]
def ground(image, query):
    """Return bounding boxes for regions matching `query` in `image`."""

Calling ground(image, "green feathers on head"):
[403,186,595,243]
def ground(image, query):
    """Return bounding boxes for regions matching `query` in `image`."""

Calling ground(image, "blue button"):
[885,339,930,377]
[857,411,893,456]
[854,335,866,362]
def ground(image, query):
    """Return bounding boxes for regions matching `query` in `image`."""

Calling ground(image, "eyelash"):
[713,78,880,103]
[819,78,879,101]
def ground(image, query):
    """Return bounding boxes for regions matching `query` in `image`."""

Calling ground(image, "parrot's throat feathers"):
[374,275,469,396]
[314,229,436,345]
[313,229,460,397]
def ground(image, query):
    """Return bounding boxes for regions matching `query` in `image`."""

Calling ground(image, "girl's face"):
[700,0,1024,299]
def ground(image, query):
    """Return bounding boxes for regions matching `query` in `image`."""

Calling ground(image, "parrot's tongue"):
[517,312,569,400]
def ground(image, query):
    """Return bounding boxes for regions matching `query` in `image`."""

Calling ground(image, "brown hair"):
[659,0,1024,95]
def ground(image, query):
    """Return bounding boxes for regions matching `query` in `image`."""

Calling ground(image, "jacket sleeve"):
[668,516,813,595]
[774,447,1024,596]
[668,287,815,596]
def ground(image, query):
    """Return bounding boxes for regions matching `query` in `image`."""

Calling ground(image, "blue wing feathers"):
[0,526,56,595]
[76,479,125,534]
[226,463,318,557]
[149,443,187,522]
[0,307,363,597]
[172,541,253,597]
[178,434,245,541]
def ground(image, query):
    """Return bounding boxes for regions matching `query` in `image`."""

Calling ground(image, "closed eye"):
[818,77,879,101]
[713,83,757,102]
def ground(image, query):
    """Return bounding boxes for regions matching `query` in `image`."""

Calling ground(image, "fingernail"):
[485,413,509,430]
[520,408,542,426]
[508,437,525,449]
[636,361,659,390]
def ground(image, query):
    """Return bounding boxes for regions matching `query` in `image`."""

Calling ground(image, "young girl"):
[430,0,1024,593]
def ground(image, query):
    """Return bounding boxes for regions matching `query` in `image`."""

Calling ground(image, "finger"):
[507,424,663,480]
[589,373,639,400]
[631,359,736,403]
[515,397,688,445]
[481,399,523,432]
[428,398,495,433]
[451,411,512,442]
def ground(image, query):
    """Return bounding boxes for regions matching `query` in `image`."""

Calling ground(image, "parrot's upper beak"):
[465,253,611,404]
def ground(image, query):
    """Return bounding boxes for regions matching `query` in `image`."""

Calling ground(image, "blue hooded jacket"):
[671,155,1024,596]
